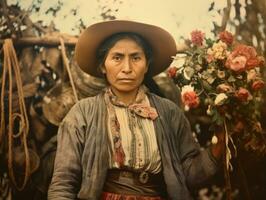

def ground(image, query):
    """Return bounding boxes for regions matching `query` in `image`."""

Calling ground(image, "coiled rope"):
[0,39,30,191]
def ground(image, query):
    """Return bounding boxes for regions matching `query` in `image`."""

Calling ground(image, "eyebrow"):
[109,52,144,56]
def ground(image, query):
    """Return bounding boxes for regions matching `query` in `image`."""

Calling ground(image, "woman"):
[48,20,224,200]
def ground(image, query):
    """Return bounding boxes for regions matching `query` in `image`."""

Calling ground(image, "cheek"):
[104,67,120,82]
[104,59,115,75]
[139,65,148,77]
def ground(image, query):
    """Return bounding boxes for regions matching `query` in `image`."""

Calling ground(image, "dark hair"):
[96,32,153,74]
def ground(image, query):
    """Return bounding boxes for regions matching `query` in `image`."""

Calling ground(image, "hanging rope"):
[0,39,30,191]
[223,119,237,200]
[59,37,78,102]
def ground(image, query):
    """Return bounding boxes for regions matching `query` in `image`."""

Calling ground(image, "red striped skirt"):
[101,192,166,200]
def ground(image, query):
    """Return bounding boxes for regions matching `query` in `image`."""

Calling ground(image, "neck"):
[110,87,139,105]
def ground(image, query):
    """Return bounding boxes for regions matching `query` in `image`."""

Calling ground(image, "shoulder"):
[148,92,181,112]
[75,91,105,110]
[148,92,186,122]
[63,92,105,124]
[77,93,102,106]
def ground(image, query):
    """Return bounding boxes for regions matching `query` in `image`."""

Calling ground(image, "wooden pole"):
[0,36,78,47]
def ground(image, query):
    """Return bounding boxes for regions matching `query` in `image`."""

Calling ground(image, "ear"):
[100,65,106,74]
[144,63,149,74]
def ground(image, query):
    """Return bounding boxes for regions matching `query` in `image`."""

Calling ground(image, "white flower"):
[207,66,215,73]
[195,64,202,71]
[184,105,190,111]
[170,53,187,68]
[211,135,218,144]
[214,93,228,106]
[247,69,257,82]
[181,85,194,95]
[217,70,225,79]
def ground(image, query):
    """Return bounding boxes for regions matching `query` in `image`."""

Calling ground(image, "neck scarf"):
[104,86,158,167]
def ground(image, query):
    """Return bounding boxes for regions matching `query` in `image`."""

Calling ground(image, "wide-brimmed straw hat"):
[75,20,177,78]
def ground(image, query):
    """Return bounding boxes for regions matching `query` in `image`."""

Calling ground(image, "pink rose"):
[191,30,205,46]
[182,91,200,108]
[219,31,233,45]
[226,55,247,72]
[167,67,177,78]
[226,44,263,72]
[235,87,252,102]
[252,80,265,91]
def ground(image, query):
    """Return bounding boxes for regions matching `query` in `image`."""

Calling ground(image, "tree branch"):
[220,0,232,31]
[0,0,15,35]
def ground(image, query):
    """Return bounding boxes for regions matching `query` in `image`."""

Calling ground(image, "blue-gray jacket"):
[48,92,218,200]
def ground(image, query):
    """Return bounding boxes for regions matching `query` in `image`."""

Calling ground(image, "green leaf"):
[202,80,213,91]
[184,66,195,80]
[205,38,214,47]
[228,75,236,82]
[198,55,203,65]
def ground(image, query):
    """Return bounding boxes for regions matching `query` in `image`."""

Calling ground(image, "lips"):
[118,78,134,81]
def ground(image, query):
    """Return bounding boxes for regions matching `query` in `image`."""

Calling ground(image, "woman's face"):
[103,38,148,96]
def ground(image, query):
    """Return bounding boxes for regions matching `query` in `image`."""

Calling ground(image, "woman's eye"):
[113,56,121,61]
[132,56,141,61]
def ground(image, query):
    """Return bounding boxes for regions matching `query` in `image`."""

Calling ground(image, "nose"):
[121,58,132,74]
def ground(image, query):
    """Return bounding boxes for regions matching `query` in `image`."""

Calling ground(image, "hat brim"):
[75,20,177,77]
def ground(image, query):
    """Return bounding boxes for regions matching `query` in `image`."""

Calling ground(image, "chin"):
[117,87,138,93]
[113,84,140,93]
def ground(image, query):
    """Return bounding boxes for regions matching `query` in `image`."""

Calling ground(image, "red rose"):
[249,56,265,69]
[182,91,200,108]
[219,31,234,45]
[191,30,205,46]
[252,80,265,91]
[235,87,252,102]
[167,67,177,78]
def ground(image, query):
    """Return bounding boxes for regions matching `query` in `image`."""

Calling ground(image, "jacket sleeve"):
[48,103,85,200]
[170,105,219,189]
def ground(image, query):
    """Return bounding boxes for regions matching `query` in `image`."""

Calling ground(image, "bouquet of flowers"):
[168,30,266,155]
